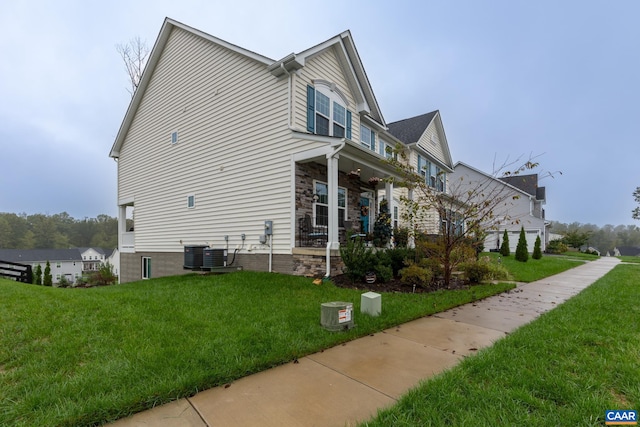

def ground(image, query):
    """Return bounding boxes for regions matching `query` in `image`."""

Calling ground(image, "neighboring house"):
[0,249,83,284]
[0,248,118,284]
[548,232,564,242]
[110,18,459,283]
[385,111,455,234]
[106,248,120,282]
[79,247,107,272]
[450,162,549,253]
[615,246,640,256]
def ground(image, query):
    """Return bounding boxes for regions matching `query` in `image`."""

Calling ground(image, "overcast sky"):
[1,0,638,227]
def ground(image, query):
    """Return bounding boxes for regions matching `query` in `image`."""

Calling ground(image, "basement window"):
[142,257,151,279]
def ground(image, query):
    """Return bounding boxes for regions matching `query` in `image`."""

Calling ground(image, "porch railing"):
[297,215,365,248]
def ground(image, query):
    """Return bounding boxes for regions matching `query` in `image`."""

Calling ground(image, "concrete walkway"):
[108,257,620,427]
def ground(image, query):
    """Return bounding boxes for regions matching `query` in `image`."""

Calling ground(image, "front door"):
[359,197,370,234]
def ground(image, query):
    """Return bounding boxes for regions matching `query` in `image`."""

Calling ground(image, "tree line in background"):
[549,221,640,254]
[0,212,117,249]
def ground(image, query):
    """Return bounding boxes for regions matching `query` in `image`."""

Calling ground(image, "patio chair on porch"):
[298,214,327,247]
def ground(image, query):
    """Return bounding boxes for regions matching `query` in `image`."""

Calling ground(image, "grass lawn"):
[483,252,586,282]
[619,255,640,264]
[0,272,513,427]
[559,251,601,261]
[363,263,640,426]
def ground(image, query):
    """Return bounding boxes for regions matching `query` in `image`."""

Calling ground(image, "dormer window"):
[307,82,352,138]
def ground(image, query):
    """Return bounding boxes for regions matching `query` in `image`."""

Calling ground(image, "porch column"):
[326,152,340,251]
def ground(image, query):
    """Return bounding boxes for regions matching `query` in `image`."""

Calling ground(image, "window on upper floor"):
[307,83,351,139]
[379,138,393,158]
[360,124,376,152]
[418,155,446,193]
[440,209,464,236]
[187,194,196,209]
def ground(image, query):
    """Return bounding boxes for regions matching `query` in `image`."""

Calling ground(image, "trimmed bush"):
[546,239,568,254]
[43,261,53,286]
[339,234,376,282]
[515,227,529,262]
[532,235,542,259]
[88,262,117,286]
[500,229,510,256]
[463,261,491,284]
[386,247,416,277]
[374,263,393,283]
[400,263,433,288]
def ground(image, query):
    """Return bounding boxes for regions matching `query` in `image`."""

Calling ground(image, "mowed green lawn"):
[483,252,587,282]
[363,263,640,426]
[0,271,513,427]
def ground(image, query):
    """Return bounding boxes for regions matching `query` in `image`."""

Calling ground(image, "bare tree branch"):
[116,36,150,97]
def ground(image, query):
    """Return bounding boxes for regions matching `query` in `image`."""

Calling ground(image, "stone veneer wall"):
[295,161,377,239]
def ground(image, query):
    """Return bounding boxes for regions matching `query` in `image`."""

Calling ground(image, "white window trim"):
[171,130,179,145]
[314,82,348,138]
[312,180,348,228]
[187,194,196,209]
[360,124,372,149]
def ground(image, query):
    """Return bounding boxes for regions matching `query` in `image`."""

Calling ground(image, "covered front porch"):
[292,138,400,251]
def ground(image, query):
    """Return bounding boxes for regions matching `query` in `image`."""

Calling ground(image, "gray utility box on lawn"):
[320,301,354,331]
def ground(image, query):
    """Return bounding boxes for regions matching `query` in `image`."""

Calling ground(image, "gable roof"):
[0,248,83,263]
[500,174,545,201]
[110,19,387,158]
[386,111,438,145]
[110,18,275,159]
[616,246,640,256]
[387,110,454,170]
[269,30,386,126]
[453,161,537,199]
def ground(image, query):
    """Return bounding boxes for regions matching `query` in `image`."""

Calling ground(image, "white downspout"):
[269,234,273,273]
[325,139,346,278]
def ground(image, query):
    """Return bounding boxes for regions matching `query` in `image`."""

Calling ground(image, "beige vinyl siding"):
[293,46,360,140]
[449,164,546,235]
[416,120,447,166]
[390,186,442,235]
[117,27,315,254]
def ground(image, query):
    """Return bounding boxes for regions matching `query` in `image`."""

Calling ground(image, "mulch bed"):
[330,274,470,294]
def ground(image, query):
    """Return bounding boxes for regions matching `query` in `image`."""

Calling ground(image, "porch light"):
[312,194,319,203]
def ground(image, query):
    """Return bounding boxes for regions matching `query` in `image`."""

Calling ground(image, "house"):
[0,248,118,284]
[110,18,460,283]
[449,162,549,252]
[615,246,640,256]
[79,247,107,272]
[0,249,83,284]
[385,111,455,234]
